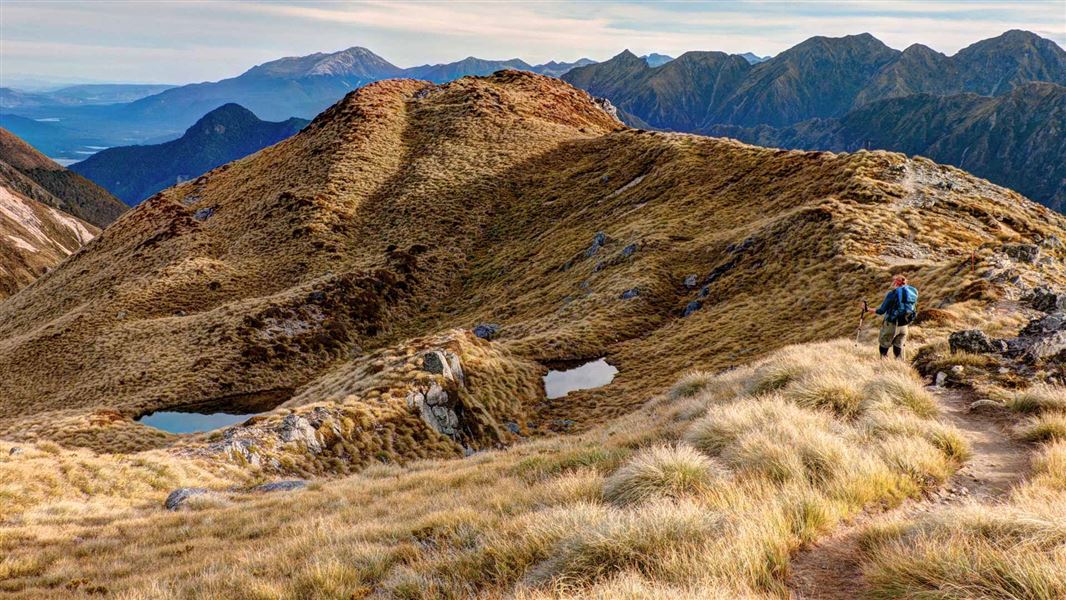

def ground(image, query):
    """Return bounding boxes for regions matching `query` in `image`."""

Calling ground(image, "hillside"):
[1,69,1063,448]
[563,31,1065,211]
[562,50,751,131]
[0,128,126,226]
[1,72,1065,599]
[705,82,1066,211]
[70,104,308,205]
[0,182,99,298]
[715,33,901,127]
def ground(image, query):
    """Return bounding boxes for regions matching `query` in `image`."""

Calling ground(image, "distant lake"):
[543,358,618,399]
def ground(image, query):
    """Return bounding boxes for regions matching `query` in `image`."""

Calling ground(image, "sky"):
[2,1,1064,86]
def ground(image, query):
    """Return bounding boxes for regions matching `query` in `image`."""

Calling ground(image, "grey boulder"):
[948,330,1005,354]
[164,487,212,511]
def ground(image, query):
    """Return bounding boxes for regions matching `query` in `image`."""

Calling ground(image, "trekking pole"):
[855,300,869,346]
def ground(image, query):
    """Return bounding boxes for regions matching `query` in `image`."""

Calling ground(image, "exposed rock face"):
[407,350,468,439]
[1004,243,1041,263]
[253,480,307,493]
[279,414,322,453]
[593,97,620,120]
[1026,287,1066,313]
[1008,312,1066,362]
[683,300,702,317]
[473,323,499,340]
[949,329,1006,354]
[164,487,212,510]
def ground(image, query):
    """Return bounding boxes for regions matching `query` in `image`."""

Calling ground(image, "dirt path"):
[786,387,1030,599]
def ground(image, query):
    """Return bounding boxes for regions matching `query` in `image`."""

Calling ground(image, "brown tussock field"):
[0,341,975,598]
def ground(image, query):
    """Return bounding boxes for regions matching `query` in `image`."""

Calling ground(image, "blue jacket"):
[876,285,918,323]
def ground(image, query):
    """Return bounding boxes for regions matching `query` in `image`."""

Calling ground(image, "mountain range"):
[0,49,603,160]
[705,82,1066,211]
[70,104,308,205]
[562,30,1066,209]
[2,30,1063,212]
[406,56,596,82]
[0,84,175,109]
[563,30,1065,129]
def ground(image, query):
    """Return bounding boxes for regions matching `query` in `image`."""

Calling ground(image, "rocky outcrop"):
[1003,243,1040,264]
[1026,287,1066,313]
[164,487,213,510]
[950,312,1066,365]
[473,323,499,340]
[279,414,323,453]
[1007,312,1066,363]
[253,480,307,493]
[949,329,1006,354]
[406,350,467,439]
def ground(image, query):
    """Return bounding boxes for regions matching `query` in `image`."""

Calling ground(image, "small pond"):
[136,388,292,434]
[543,358,618,399]
[136,411,261,434]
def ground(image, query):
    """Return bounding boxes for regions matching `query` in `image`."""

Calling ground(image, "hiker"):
[866,274,918,359]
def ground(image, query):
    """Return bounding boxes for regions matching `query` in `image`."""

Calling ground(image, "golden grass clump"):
[785,370,866,418]
[858,441,1066,599]
[669,370,717,400]
[603,444,725,505]
[1031,442,1066,491]
[525,499,726,587]
[1006,384,1066,414]
[862,371,939,417]
[1016,412,1066,443]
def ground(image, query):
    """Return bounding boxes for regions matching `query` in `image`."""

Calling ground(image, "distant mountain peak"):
[243,46,402,79]
[901,43,943,56]
[71,103,308,205]
[642,53,674,67]
[738,52,769,64]
[186,103,261,135]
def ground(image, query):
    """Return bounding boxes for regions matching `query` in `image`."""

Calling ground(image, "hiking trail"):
[786,386,1030,599]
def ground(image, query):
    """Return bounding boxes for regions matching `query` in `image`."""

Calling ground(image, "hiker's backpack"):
[892,286,918,325]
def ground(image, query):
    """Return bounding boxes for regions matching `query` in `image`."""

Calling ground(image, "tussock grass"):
[1031,442,1066,491]
[525,499,725,587]
[669,370,717,400]
[785,370,866,418]
[0,339,967,599]
[863,371,939,417]
[603,444,725,505]
[1016,412,1066,443]
[859,441,1066,599]
[1006,384,1066,414]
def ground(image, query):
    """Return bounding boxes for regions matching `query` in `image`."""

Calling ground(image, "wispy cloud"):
[1,1,1062,84]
